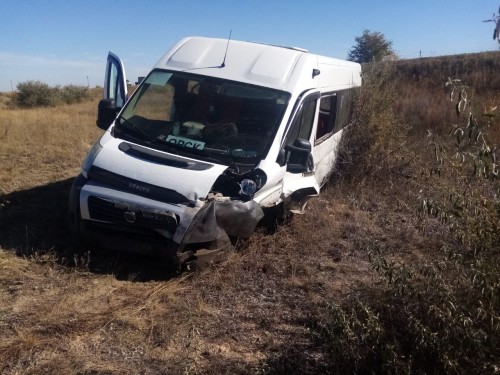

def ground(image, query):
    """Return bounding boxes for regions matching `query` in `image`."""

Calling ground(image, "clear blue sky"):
[0,0,498,92]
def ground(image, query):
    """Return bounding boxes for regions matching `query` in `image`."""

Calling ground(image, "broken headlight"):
[210,168,267,198]
[239,179,257,196]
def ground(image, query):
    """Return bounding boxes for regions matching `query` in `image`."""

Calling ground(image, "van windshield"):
[116,69,290,168]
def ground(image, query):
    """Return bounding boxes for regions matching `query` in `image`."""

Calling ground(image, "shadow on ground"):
[0,178,177,281]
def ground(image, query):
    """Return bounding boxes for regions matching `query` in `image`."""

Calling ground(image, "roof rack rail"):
[247,41,308,53]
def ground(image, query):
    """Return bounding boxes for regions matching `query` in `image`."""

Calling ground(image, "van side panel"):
[317,57,362,89]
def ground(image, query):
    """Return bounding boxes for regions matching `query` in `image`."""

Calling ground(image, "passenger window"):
[285,99,317,146]
[333,90,354,133]
[315,95,337,141]
[280,97,317,170]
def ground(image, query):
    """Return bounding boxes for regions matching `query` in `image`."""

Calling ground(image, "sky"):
[0,0,498,92]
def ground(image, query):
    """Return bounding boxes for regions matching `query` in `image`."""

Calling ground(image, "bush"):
[335,63,412,184]
[16,81,58,108]
[315,74,500,374]
[60,84,92,104]
[317,239,499,373]
[16,81,91,108]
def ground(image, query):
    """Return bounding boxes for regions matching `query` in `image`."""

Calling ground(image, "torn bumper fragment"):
[179,199,264,265]
[69,174,264,266]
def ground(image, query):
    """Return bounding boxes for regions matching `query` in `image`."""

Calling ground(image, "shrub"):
[318,239,499,373]
[16,80,58,108]
[60,84,92,104]
[335,63,412,184]
[315,75,500,374]
[16,81,91,108]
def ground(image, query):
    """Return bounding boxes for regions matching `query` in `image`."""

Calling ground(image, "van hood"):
[91,131,228,203]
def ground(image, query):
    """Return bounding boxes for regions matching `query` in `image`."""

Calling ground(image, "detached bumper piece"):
[179,199,264,267]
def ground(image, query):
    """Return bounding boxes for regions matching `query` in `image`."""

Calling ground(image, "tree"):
[347,30,396,63]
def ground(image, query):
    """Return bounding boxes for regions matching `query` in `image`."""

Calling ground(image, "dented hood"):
[91,131,228,202]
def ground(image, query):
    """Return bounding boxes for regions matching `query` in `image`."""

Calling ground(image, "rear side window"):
[333,89,354,133]
[315,89,355,143]
[315,95,337,140]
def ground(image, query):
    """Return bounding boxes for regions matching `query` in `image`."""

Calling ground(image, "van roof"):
[154,37,360,92]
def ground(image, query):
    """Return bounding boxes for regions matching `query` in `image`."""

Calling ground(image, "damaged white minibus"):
[68,36,361,265]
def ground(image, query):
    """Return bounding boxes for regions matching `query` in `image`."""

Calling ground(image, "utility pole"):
[10,80,14,92]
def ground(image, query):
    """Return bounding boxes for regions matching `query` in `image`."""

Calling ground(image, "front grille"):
[88,196,178,232]
[87,166,193,206]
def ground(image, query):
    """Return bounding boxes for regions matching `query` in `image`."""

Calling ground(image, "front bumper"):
[68,174,264,265]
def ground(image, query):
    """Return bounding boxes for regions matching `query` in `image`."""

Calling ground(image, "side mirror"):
[96,98,118,130]
[285,138,312,173]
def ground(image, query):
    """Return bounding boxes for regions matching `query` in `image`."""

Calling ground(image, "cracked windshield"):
[117,70,290,165]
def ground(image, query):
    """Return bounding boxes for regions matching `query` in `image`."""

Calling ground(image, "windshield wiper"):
[117,115,154,141]
[116,116,180,155]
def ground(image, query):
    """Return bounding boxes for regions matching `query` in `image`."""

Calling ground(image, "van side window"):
[333,89,354,133]
[314,89,355,142]
[315,95,337,141]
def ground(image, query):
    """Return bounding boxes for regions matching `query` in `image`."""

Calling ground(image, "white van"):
[68,36,361,265]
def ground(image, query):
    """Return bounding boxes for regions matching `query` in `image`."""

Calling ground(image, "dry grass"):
[391,52,500,138]
[0,90,102,193]
[0,52,499,374]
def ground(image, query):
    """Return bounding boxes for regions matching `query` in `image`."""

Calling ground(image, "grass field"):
[0,53,499,374]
